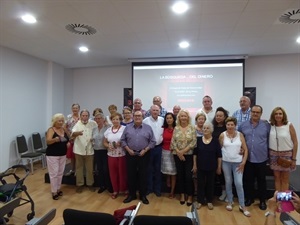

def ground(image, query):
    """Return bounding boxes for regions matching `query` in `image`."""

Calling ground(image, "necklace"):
[226,131,236,143]
[203,136,212,144]
[112,126,121,134]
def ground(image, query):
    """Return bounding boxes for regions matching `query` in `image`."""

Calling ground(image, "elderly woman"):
[269,107,298,191]
[170,109,196,206]
[121,106,133,126]
[195,112,206,137]
[92,112,112,194]
[161,112,177,199]
[219,117,250,217]
[46,113,70,200]
[106,104,118,125]
[192,121,222,210]
[103,112,127,199]
[65,103,80,176]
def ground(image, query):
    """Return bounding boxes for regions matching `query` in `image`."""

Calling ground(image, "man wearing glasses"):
[121,111,156,204]
[239,105,271,210]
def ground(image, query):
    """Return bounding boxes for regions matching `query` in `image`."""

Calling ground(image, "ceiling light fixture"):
[21,14,37,24]
[297,36,300,44]
[79,46,89,52]
[172,1,189,14]
[179,41,190,48]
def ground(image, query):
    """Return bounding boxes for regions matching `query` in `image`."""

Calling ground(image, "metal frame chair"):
[15,135,43,174]
[31,132,47,168]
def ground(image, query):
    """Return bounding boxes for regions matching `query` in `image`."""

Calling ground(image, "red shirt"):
[162,128,174,151]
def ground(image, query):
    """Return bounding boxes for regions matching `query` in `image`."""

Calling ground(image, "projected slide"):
[133,61,244,118]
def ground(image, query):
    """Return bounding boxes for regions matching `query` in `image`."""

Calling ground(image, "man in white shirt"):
[72,109,97,193]
[197,95,215,122]
[143,105,164,196]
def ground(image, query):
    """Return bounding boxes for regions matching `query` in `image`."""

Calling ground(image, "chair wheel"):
[7,210,13,217]
[27,212,35,221]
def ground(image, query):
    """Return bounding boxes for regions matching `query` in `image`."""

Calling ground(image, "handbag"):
[275,127,292,168]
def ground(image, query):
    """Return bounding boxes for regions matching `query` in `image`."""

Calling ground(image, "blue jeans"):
[222,161,245,207]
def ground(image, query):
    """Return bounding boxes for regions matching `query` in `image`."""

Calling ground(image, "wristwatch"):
[265,211,276,217]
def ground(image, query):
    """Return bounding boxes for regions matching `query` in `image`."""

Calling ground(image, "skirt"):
[66,142,75,159]
[269,149,295,172]
[161,149,177,175]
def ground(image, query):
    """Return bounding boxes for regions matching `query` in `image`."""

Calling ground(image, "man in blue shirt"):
[239,105,270,210]
[232,96,251,130]
[121,111,156,204]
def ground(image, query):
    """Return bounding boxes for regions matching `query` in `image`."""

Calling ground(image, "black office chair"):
[133,215,194,225]
[31,132,47,168]
[16,135,43,174]
[63,208,116,225]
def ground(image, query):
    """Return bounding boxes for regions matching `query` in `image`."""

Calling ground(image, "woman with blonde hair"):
[170,109,196,206]
[269,107,298,191]
[46,113,70,200]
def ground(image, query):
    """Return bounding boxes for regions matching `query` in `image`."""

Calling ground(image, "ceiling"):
[0,0,299,69]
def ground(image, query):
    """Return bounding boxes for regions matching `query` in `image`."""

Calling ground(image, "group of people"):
[45,95,298,219]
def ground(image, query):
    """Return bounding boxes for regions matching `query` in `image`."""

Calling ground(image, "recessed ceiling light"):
[297,36,300,44]
[21,14,37,24]
[179,41,190,48]
[79,46,89,52]
[172,1,189,14]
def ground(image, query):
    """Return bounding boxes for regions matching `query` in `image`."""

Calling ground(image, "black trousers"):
[243,160,267,202]
[94,150,112,190]
[174,154,194,196]
[197,170,215,204]
[126,151,150,197]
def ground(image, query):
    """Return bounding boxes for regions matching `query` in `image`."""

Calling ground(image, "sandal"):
[207,203,214,210]
[226,203,233,211]
[196,203,202,209]
[57,191,63,196]
[111,192,118,199]
[52,194,59,200]
[239,206,251,217]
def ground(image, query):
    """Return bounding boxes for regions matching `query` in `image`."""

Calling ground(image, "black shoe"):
[98,187,106,194]
[140,196,149,204]
[123,195,137,203]
[259,201,267,210]
[245,199,254,206]
[155,192,161,197]
[57,191,63,196]
[186,202,193,206]
[52,194,59,200]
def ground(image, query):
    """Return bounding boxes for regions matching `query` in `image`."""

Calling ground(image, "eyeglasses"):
[124,112,131,115]
[251,111,261,114]
[134,102,141,104]
[134,115,142,117]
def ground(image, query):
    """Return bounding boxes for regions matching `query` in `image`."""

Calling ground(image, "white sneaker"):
[219,190,226,201]
[225,197,229,203]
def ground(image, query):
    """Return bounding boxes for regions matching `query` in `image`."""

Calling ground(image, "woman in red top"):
[161,112,177,198]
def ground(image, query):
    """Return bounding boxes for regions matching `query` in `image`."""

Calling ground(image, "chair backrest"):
[63,209,116,225]
[0,197,21,219]
[16,135,29,154]
[32,132,43,150]
[133,215,193,225]
[25,208,56,225]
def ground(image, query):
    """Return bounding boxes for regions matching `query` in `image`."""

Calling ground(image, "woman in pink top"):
[161,112,177,198]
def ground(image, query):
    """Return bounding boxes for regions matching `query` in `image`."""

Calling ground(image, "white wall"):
[72,66,131,116]
[0,46,66,171]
